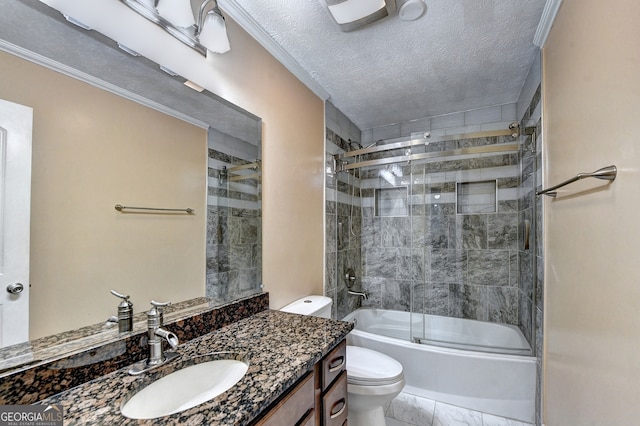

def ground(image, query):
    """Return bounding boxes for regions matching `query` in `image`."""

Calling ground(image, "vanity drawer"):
[322,340,346,391]
[255,372,315,426]
[322,370,348,426]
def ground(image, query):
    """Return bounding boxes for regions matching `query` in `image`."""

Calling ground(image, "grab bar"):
[536,165,617,197]
[115,204,194,214]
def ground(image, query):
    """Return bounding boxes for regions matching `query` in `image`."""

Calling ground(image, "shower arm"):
[536,165,617,197]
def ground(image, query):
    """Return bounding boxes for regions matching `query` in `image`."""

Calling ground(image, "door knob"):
[6,283,24,294]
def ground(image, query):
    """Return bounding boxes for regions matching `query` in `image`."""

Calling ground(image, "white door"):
[0,99,32,347]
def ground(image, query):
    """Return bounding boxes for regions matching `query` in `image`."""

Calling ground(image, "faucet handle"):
[111,290,133,309]
[150,300,171,315]
[149,300,171,326]
[110,289,130,301]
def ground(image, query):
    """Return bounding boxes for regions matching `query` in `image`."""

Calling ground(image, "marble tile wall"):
[326,100,535,328]
[206,128,262,304]
[359,140,522,326]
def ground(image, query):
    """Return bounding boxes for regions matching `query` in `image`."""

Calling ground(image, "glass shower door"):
[405,129,531,355]
[340,127,533,355]
[359,157,415,340]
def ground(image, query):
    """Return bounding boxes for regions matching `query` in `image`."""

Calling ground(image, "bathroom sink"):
[121,356,249,419]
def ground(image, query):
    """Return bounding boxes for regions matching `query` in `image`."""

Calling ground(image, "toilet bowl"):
[346,345,405,426]
[281,296,405,426]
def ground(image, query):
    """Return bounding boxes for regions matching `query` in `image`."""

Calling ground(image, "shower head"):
[348,139,363,150]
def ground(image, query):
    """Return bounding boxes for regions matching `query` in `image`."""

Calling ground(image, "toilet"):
[281,296,405,426]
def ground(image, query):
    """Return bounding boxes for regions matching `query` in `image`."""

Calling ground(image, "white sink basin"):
[121,357,249,419]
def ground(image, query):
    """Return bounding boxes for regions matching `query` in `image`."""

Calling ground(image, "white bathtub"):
[342,308,536,423]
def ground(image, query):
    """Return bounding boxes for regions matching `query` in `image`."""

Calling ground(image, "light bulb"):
[199,10,230,54]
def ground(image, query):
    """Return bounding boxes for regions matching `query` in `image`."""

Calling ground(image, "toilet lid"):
[346,346,404,386]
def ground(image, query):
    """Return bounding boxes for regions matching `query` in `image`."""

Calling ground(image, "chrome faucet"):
[348,290,368,300]
[345,269,368,300]
[129,300,179,375]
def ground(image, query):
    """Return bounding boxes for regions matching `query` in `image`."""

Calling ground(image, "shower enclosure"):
[327,123,539,357]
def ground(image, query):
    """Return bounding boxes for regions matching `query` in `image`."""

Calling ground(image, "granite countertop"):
[39,310,353,425]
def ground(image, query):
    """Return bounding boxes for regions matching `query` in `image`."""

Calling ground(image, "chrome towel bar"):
[536,165,617,197]
[115,204,195,214]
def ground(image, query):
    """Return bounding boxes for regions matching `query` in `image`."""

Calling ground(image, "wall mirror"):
[0,0,262,360]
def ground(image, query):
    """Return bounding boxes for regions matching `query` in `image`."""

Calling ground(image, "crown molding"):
[533,0,563,47]
[219,0,331,101]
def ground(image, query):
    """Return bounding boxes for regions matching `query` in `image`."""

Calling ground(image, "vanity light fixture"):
[196,0,231,54]
[119,0,230,56]
[156,0,196,28]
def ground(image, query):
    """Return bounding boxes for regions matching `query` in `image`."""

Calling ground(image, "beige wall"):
[543,0,640,424]
[0,51,207,339]
[206,18,326,309]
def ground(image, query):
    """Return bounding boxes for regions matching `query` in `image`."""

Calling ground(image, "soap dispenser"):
[110,289,134,333]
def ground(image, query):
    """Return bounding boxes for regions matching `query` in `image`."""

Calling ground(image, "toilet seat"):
[346,346,404,386]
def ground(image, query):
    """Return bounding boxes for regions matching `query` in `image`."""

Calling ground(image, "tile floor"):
[384,392,533,426]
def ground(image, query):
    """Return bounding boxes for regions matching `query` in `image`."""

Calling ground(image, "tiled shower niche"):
[456,180,497,214]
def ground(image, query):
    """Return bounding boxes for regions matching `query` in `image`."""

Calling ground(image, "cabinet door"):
[255,372,315,426]
[322,371,348,426]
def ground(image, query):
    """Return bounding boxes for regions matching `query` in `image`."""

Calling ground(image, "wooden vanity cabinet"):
[254,339,348,426]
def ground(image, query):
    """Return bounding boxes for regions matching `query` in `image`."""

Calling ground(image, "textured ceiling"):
[231,0,545,130]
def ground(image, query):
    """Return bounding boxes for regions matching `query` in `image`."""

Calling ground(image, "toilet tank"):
[280,295,333,319]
